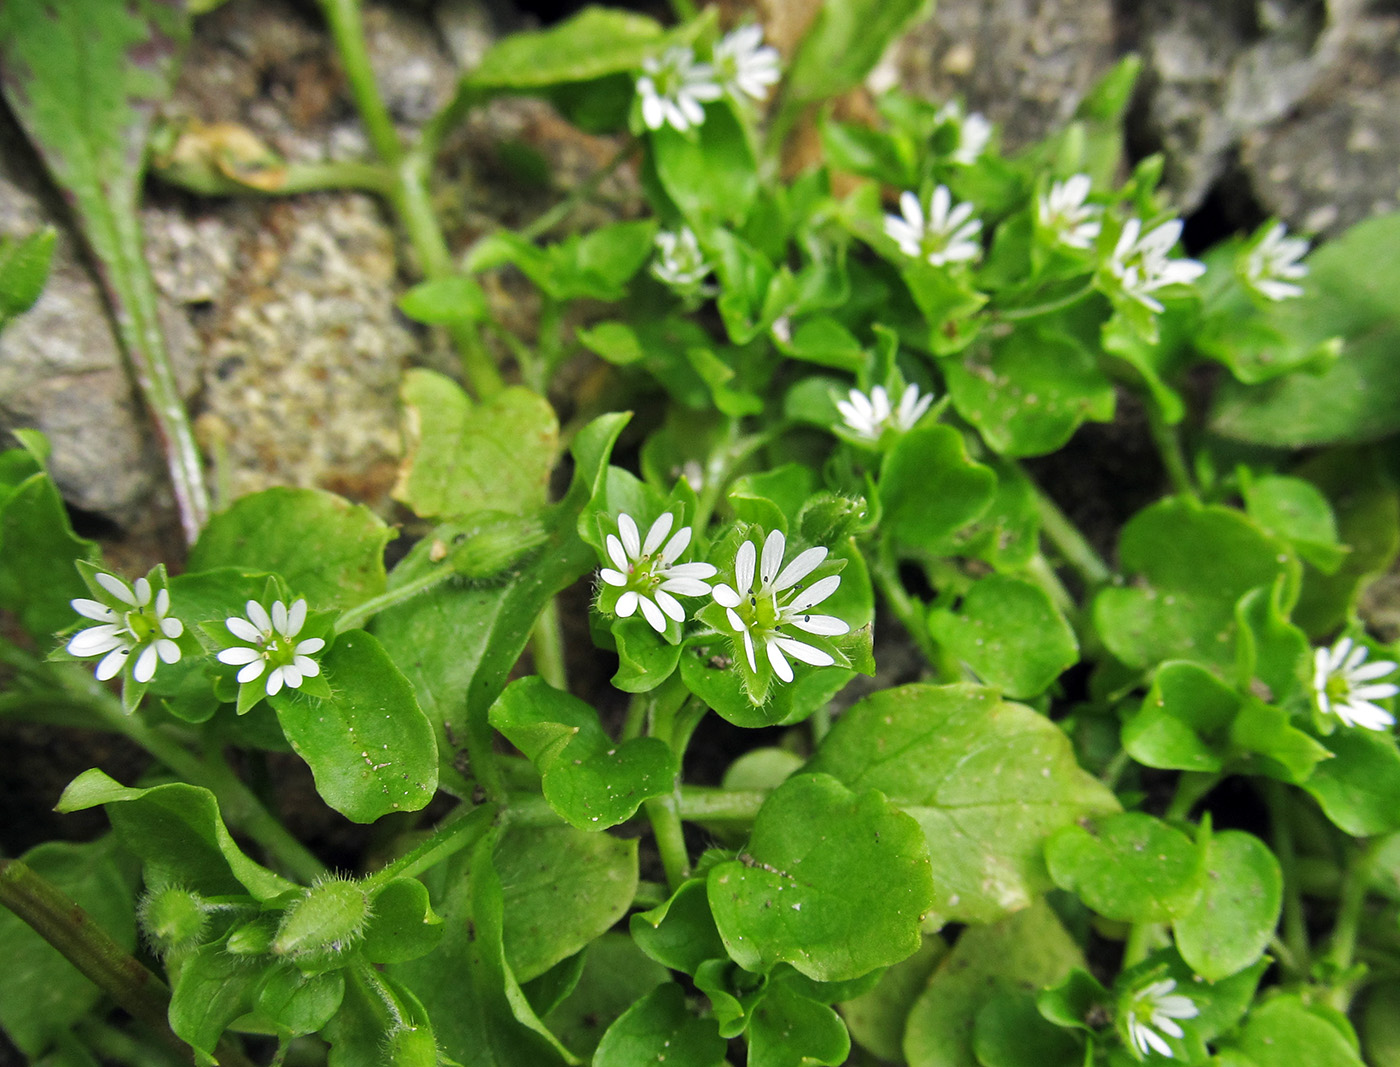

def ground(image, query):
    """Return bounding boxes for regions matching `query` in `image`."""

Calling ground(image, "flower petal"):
[658,577,712,596]
[766,639,793,683]
[787,574,842,612]
[773,636,835,667]
[95,647,129,681]
[294,656,321,678]
[287,598,308,637]
[246,600,273,634]
[160,616,184,639]
[96,572,137,605]
[773,546,827,592]
[616,590,639,618]
[643,512,674,555]
[265,668,284,696]
[271,600,289,635]
[787,613,849,636]
[660,525,692,565]
[156,639,182,665]
[71,598,116,622]
[639,596,667,633]
[735,540,756,595]
[600,568,628,587]
[618,514,641,558]
[714,583,741,608]
[741,628,757,672]
[133,644,159,684]
[68,625,126,657]
[759,529,786,589]
[226,617,262,642]
[654,589,685,622]
[218,647,262,665]
[238,660,267,683]
[132,577,153,607]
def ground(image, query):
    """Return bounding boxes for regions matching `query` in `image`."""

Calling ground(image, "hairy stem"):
[1263,779,1310,979]
[364,802,498,891]
[530,598,569,691]
[1023,467,1112,588]
[0,859,256,1067]
[335,563,456,634]
[1145,400,1198,501]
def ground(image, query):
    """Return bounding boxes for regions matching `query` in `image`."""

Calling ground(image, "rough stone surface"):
[881,0,1120,153]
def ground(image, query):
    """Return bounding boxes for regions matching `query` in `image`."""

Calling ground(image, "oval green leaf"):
[1173,830,1282,981]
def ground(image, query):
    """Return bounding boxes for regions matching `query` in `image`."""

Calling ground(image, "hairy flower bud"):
[448,513,549,579]
[273,876,370,965]
[138,886,208,956]
[226,916,278,956]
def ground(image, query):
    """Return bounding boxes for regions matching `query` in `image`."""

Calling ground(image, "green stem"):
[1263,780,1310,979]
[363,802,497,891]
[1122,921,1162,968]
[1024,468,1112,587]
[506,786,768,827]
[1325,838,1382,1009]
[335,564,456,633]
[1145,400,1197,501]
[318,0,502,399]
[993,279,1097,321]
[692,422,768,533]
[517,138,639,244]
[872,538,945,673]
[153,159,395,198]
[530,598,568,691]
[643,794,691,890]
[1164,771,1221,822]
[645,689,704,890]
[0,859,256,1067]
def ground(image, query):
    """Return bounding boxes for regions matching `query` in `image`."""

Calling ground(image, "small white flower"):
[712,25,781,102]
[1313,636,1398,731]
[1242,221,1309,302]
[1123,978,1199,1060]
[1107,217,1206,313]
[1038,174,1102,250]
[935,101,991,165]
[637,46,722,133]
[68,572,183,684]
[836,384,933,442]
[217,598,326,697]
[652,227,713,290]
[599,512,717,633]
[884,187,983,267]
[712,529,849,684]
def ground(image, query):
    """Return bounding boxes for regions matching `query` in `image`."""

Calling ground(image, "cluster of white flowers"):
[218,598,326,697]
[637,26,780,133]
[1313,636,1398,731]
[1038,174,1102,251]
[595,518,848,684]
[599,512,718,633]
[712,530,849,683]
[1242,222,1309,302]
[884,186,983,267]
[836,384,933,443]
[652,226,713,290]
[1106,218,1206,313]
[69,575,327,699]
[68,572,183,684]
[1122,977,1199,1059]
[935,100,992,165]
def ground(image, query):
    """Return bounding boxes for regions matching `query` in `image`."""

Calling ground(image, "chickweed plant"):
[2,1,1400,1065]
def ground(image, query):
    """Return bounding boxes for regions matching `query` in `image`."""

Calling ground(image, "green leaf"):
[397,275,489,325]
[324,969,439,1067]
[0,227,56,326]
[463,7,664,93]
[168,939,264,1066]
[0,840,135,1057]
[808,684,1119,925]
[901,263,988,355]
[652,103,759,227]
[392,370,558,521]
[1234,580,1310,706]
[778,316,868,372]
[0,441,98,639]
[879,425,997,552]
[613,617,684,693]
[706,773,934,982]
[927,575,1078,698]
[1045,811,1205,923]
[1225,995,1366,1067]
[490,677,677,830]
[1361,982,1400,1067]
[255,966,345,1038]
[361,878,443,966]
[1172,831,1282,981]
[973,991,1083,1067]
[374,415,628,788]
[1242,474,1346,574]
[1210,214,1400,446]
[1302,729,1400,836]
[55,769,296,901]
[496,823,638,984]
[544,935,669,1059]
[190,487,391,610]
[840,936,947,1062]
[943,327,1115,457]
[784,0,931,105]
[903,899,1084,1067]
[1093,498,1298,671]
[631,878,728,978]
[592,983,727,1067]
[748,980,850,1067]
[270,630,437,823]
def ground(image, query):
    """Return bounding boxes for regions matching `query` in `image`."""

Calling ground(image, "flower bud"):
[799,492,871,544]
[272,877,370,963]
[448,513,549,580]
[386,1024,438,1067]
[226,916,277,955]
[138,886,208,956]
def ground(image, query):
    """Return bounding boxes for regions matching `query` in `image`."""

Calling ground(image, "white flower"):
[637,46,722,132]
[1123,978,1198,1059]
[935,101,991,165]
[600,512,717,633]
[1242,221,1308,302]
[217,598,326,697]
[68,572,183,684]
[836,384,933,442]
[1038,174,1102,250]
[1313,636,1399,731]
[1107,218,1206,313]
[884,187,983,267]
[712,25,780,102]
[652,227,713,289]
[712,529,849,684]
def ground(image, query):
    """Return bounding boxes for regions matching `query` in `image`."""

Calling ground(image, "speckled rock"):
[879,0,1120,153]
